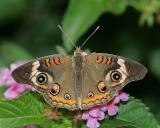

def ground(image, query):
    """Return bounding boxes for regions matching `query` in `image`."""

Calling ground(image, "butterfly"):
[11,25,147,111]
[11,46,147,111]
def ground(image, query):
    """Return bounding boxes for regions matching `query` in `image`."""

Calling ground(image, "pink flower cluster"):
[82,92,129,128]
[0,61,34,99]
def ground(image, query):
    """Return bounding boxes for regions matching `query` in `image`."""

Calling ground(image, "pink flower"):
[0,61,34,99]
[114,92,129,103]
[106,92,129,116]
[106,102,119,116]
[4,83,29,99]
[82,108,105,128]
[0,68,14,86]
[82,92,129,128]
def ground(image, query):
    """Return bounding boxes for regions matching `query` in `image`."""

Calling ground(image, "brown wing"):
[81,53,147,110]
[12,55,78,110]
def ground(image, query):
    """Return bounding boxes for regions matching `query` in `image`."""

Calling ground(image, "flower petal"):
[113,95,120,104]
[99,105,108,112]
[97,111,105,121]
[89,108,99,118]
[0,68,12,86]
[4,83,27,99]
[87,118,99,128]
[119,92,129,102]
[4,87,20,99]
[107,104,119,116]
[82,111,90,120]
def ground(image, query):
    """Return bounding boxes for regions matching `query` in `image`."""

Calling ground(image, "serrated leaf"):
[0,92,74,128]
[0,42,32,64]
[62,0,128,52]
[0,92,55,128]
[101,97,158,128]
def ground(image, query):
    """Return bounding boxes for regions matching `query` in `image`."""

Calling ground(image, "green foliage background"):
[0,0,160,128]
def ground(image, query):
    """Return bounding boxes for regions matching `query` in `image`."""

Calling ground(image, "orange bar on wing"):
[105,57,112,65]
[97,55,104,64]
[54,57,61,65]
[45,58,51,68]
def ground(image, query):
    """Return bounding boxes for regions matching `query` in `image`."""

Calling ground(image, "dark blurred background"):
[0,0,159,120]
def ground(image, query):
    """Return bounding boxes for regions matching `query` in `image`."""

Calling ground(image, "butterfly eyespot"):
[97,81,107,93]
[50,83,60,96]
[36,73,48,85]
[111,71,122,82]
[87,92,94,98]
[64,93,71,100]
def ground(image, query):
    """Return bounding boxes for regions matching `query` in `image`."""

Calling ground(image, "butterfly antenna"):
[80,26,100,48]
[58,25,77,49]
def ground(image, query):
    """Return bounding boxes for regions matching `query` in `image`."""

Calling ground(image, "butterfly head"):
[74,47,86,56]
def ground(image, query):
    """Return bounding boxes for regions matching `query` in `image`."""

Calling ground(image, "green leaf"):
[0,92,55,128]
[0,92,74,128]
[0,42,32,64]
[62,0,127,52]
[0,58,8,67]
[101,97,159,128]
[129,0,159,26]
[0,86,6,98]
[139,13,154,26]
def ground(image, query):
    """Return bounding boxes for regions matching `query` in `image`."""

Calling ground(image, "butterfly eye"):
[110,71,122,82]
[36,73,48,85]
[50,83,60,96]
[98,81,107,93]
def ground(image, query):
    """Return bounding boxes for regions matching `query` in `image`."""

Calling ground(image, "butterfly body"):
[12,47,147,111]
